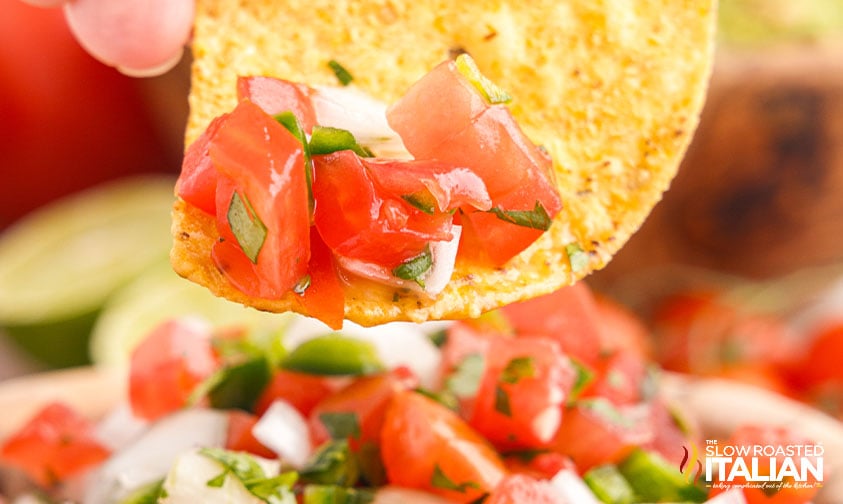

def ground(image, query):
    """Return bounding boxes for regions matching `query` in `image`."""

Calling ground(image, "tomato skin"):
[548,400,653,472]
[504,452,576,480]
[128,318,220,421]
[312,150,454,267]
[502,283,603,367]
[579,349,649,407]
[709,425,820,504]
[792,322,843,390]
[469,337,575,451]
[0,402,110,486]
[225,410,276,459]
[298,228,346,330]
[237,76,317,133]
[485,474,563,504]
[209,99,311,298]
[593,293,653,360]
[380,391,507,503]
[176,113,228,215]
[254,369,339,418]
[309,370,417,449]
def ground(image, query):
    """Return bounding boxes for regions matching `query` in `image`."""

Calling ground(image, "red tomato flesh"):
[128,318,220,421]
[225,410,276,459]
[380,391,507,503]
[237,76,317,133]
[209,99,311,298]
[312,150,455,267]
[254,369,339,418]
[0,402,110,486]
[485,474,564,504]
[176,113,228,215]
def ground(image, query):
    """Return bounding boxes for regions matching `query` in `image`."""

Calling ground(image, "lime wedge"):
[0,176,177,367]
[90,262,293,368]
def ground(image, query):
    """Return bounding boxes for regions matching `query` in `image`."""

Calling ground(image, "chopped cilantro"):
[488,201,552,230]
[500,356,535,384]
[299,440,360,487]
[565,242,589,273]
[227,191,267,263]
[401,191,437,215]
[446,353,485,398]
[431,464,481,493]
[494,385,512,417]
[392,246,433,287]
[199,448,297,503]
[319,411,362,440]
[327,60,354,86]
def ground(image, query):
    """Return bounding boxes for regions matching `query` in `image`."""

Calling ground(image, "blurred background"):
[1,0,843,416]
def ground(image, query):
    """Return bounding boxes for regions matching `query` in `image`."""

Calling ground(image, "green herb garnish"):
[199,448,298,503]
[488,201,552,230]
[227,191,267,263]
[300,440,359,487]
[565,242,589,273]
[431,464,481,493]
[446,353,485,399]
[328,60,354,86]
[318,411,362,441]
[401,191,437,215]
[500,356,535,384]
[392,246,433,287]
[494,385,512,417]
[309,126,372,157]
[303,485,375,504]
[454,54,512,104]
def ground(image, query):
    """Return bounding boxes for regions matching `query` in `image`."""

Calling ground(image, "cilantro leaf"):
[494,385,512,417]
[392,246,433,287]
[199,448,298,503]
[565,242,589,273]
[327,60,354,86]
[488,201,552,230]
[319,412,362,440]
[500,357,535,384]
[227,191,267,263]
[431,464,481,493]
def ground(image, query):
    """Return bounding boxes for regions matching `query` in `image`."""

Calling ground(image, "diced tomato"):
[309,370,417,449]
[709,425,821,504]
[593,292,654,359]
[468,337,575,450]
[642,399,699,468]
[792,322,843,390]
[0,402,110,486]
[387,60,561,265]
[579,349,649,406]
[364,158,491,213]
[176,113,228,215]
[504,452,576,480]
[502,283,603,367]
[548,399,653,472]
[485,474,564,504]
[225,410,275,459]
[312,150,455,267]
[209,99,311,299]
[297,228,346,330]
[438,320,496,381]
[254,369,339,418]
[380,391,507,503]
[236,76,317,133]
[128,318,220,421]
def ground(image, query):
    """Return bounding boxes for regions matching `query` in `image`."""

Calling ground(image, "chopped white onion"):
[310,85,410,159]
[94,401,149,451]
[337,226,462,298]
[374,486,453,504]
[84,408,229,504]
[252,400,312,469]
[549,469,601,504]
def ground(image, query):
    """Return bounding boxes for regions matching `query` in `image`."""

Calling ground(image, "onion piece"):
[252,400,312,469]
[549,469,601,503]
[310,85,409,159]
[84,408,229,504]
[374,486,452,503]
[337,226,462,298]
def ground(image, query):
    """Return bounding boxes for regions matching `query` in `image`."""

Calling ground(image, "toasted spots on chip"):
[171,0,717,326]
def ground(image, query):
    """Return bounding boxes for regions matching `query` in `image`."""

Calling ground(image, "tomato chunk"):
[502,283,603,367]
[255,369,338,418]
[176,113,228,215]
[380,391,507,503]
[237,75,317,133]
[485,474,564,504]
[387,59,561,264]
[225,410,275,459]
[312,150,454,267]
[0,402,110,486]
[128,318,220,420]
[209,99,311,298]
[469,336,575,450]
[298,228,346,330]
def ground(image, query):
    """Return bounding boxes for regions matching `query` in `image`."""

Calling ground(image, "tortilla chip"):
[172,0,717,326]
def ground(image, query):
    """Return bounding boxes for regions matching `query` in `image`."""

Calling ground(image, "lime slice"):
[90,262,293,368]
[0,176,177,367]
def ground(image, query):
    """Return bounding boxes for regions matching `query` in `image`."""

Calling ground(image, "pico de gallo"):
[0,283,821,503]
[176,54,563,329]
